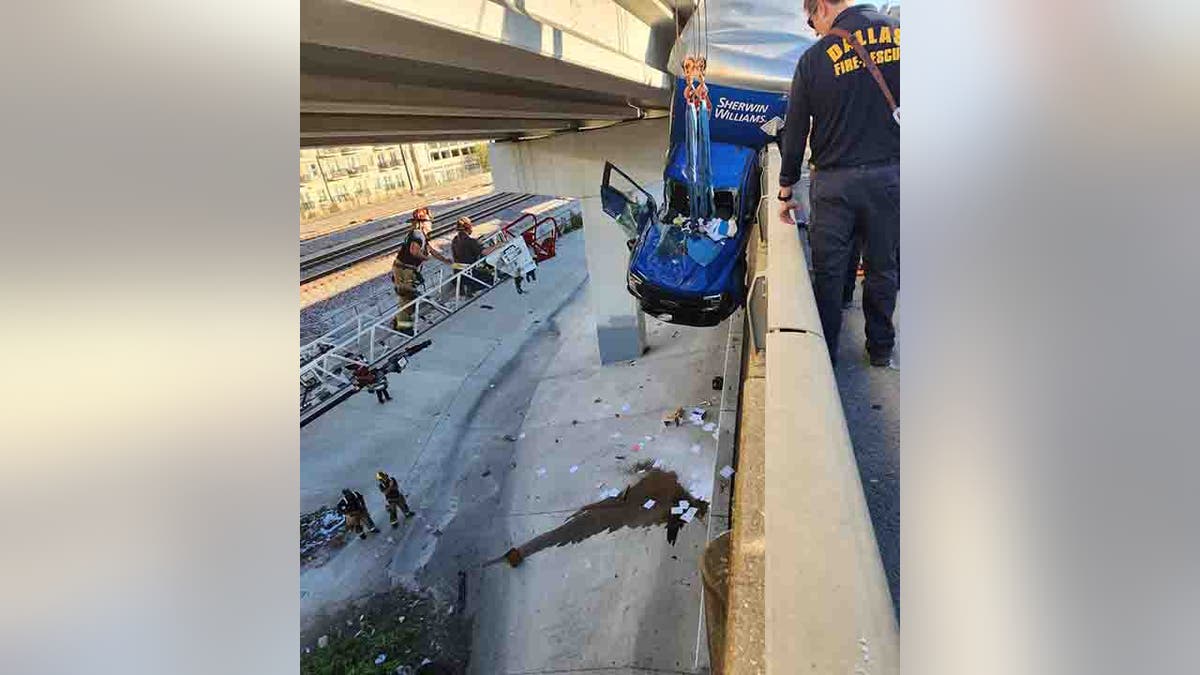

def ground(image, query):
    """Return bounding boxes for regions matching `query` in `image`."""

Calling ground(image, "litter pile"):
[301,505,347,569]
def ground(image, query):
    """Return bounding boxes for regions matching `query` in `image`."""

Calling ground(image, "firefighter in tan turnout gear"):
[376,470,415,527]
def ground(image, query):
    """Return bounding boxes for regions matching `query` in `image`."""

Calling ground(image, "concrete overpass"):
[299,3,900,672]
[301,0,695,146]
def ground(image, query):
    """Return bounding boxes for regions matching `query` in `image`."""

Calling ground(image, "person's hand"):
[777,187,800,225]
[780,199,796,225]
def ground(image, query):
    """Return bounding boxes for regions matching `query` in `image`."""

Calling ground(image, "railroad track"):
[300,191,535,284]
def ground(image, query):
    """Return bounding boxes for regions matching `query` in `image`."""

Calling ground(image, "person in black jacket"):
[450,217,497,296]
[336,488,379,540]
[778,0,900,367]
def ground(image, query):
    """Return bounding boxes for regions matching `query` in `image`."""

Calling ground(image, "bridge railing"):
[717,146,898,673]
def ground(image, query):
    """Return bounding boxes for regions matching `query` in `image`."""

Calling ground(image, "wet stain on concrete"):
[488,469,708,567]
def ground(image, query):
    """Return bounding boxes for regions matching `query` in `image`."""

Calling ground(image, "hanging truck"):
[601,2,816,326]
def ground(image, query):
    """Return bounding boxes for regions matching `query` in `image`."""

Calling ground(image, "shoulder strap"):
[827,28,897,113]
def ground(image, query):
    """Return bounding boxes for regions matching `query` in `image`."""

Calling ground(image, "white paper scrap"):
[610,432,621,439]
[719,465,735,479]
[642,499,656,510]
[671,505,684,515]
[702,422,716,432]
[690,444,701,454]
[535,467,547,476]
[621,404,631,412]
[651,459,663,469]
[681,507,699,523]
[569,465,579,473]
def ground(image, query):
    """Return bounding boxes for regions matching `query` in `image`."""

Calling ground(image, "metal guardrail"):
[716,146,898,673]
[299,212,563,426]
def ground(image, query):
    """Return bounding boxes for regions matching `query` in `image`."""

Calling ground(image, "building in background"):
[300,140,489,221]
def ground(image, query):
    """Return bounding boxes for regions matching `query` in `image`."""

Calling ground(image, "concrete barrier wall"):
[720,146,898,672]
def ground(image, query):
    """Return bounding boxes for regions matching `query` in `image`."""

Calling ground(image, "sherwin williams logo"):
[712,97,771,124]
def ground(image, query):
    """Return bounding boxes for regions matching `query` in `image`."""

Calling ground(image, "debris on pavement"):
[681,507,699,523]
[375,654,388,665]
[689,407,707,424]
[503,434,518,442]
[317,635,329,649]
[518,432,526,439]
[301,506,347,569]
[702,422,717,432]
[690,444,701,454]
[621,403,631,412]
[662,406,684,427]
[487,469,710,567]
[712,376,724,390]
[719,465,735,479]
[480,304,495,310]
[569,465,579,473]
[535,467,547,477]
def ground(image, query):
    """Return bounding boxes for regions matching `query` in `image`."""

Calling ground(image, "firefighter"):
[392,207,453,330]
[376,471,415,527]
[450,217,497,296]
[779,0,899,367]
[352,364,392,403]
[336,488,379,540]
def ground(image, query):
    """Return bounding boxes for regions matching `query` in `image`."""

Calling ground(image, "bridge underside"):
[301,0,680,146]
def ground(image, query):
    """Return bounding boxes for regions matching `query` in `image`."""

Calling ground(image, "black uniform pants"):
[809,162,899,363]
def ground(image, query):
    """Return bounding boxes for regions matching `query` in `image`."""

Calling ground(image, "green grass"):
[301,588,468,675]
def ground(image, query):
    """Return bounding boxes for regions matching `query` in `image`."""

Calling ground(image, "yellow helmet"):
[376,471,388,481]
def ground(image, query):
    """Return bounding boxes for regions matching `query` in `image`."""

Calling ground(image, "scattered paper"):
[671,505,684,515]
[518,432,526,439]
[702,422,716,432]
[719,465,735,479]
[643,499,656,510]
[690,444,701,454]
[610,432,621,439]
[681,506,699,523]
[621,404,631,412]
[712,432,719,440]
[569,465,579,473]
[643,435,653,441]
[375,654,387,665]
[535,467,547,477]
[651,458,663,469]
[678,499,690,508]
[604,488,621,498]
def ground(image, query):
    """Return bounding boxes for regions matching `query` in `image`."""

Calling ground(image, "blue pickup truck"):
[599,3,814,327]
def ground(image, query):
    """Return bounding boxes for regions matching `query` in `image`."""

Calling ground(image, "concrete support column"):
[489,118,668,364]
[579,194,646,361]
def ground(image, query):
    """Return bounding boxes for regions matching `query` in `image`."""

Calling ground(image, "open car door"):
[601,162,658,244]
